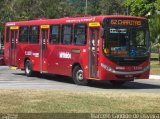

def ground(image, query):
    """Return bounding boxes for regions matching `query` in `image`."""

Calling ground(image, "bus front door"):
[40,28,49,73]
[10,29,18,66]
[89,28,99,79]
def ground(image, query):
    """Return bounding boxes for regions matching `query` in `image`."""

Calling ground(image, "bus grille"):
[116,60,146,66]
[108,56,148,66]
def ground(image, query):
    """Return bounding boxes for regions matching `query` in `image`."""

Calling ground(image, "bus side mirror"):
[100,28,104,38]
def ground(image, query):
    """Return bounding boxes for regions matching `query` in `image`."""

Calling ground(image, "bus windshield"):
[103,27,150,57]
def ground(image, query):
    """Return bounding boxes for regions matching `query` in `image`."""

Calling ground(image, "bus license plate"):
[125,75,133,78]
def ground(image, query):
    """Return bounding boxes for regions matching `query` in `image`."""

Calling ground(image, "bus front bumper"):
[101,63,150,80]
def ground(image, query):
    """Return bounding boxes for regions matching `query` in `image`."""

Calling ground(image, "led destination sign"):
[103,18,148,28]
[111,20,142,26]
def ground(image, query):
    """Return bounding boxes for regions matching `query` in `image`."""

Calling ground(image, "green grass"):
[150,53,160,75]
[151,53,159,59]
[150,60,160,75]
[0,89,160,113]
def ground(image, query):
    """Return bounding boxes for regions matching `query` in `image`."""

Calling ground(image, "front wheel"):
[72,66,88,86]
[25,60,33,77]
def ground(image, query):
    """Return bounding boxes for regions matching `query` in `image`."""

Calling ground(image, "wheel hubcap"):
[26,63,30,74]
[76,70,83,81]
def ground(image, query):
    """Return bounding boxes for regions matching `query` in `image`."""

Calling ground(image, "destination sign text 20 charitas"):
[111,20,142,26]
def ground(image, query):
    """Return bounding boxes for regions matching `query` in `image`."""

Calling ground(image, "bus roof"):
[5,15,147,26]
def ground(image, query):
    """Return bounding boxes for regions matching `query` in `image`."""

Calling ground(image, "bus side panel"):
[26,44,40,71]
[4,43,10,65]
[79,46,89,79]
[4,27,10,65]
[47,45,58,74]
[17,44,40,71]
[16,44,26,69]
[48,45,77,76]
[70,46,89,79]
[47,45,88,78]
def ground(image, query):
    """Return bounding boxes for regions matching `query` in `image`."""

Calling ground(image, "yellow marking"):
[10,26,19,30]
[41,71,48,73]
[89,78,99,80]
[41,25,50,29]
[10,67,17,70]
[89,22,100,27]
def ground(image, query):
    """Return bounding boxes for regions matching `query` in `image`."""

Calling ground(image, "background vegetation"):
[0,0,160,53]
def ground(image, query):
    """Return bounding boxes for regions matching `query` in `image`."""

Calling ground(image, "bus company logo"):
[25,51,39,57]
[25,51,32,56]
[66,17,96,23]
[6,22,15,26]
[59,52,71,59]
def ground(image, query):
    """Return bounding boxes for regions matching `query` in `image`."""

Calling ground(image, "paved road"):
[0,66,160,93]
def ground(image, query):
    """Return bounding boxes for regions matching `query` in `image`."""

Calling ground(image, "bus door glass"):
[10,27,19,66]
[89,28,99,78]
[40,25,49,73]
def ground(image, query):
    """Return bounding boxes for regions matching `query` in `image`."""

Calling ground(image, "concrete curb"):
[149,75,160,80]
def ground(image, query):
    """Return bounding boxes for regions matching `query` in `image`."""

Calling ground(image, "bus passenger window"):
[61,24,72,45]
[74,24,87,45]
[50,25,60,44]
[29,26,39,44]
[19,26,29,43]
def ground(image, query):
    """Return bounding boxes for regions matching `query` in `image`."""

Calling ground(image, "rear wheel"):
[110,80,126,86]
[25,60,33,77]
[72,66,88,85]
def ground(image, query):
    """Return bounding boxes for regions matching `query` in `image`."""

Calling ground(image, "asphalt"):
[0,66,160,93]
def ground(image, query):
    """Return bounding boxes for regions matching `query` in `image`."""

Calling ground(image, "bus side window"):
[29,26,40,44]
[50,25,60,44]
[19,26,29,43]
[6,27,10,42]
[74,24,87,45]
[61,24,72,45]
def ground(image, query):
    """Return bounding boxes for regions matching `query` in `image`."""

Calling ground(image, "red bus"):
[4,15,150,85]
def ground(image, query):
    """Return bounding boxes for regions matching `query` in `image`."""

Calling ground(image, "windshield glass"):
[103,27,150,57]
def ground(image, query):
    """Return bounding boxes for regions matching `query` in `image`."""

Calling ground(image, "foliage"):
[155,0,160,11]
[149,15,160,43]
[0,0,159,46]
[0,0,127,32]
[149,15,160,63]
[99,0,126,15]
[0,0,126,21]
[125,0,160,47]
[125,0,156,16]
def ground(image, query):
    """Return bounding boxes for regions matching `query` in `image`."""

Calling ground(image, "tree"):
[125,0,156,16]
[99,0,126,15]
[155,0,160,11]
[149,15,160,63]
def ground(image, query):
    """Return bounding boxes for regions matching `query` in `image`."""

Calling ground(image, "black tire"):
[25,60,33,77]
[110,80,126,86]
[72,66,88,86]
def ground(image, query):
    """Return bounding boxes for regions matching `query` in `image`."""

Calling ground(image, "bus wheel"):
[73,66,88,86]
[25,60,33,77]
[110,80,126,86]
